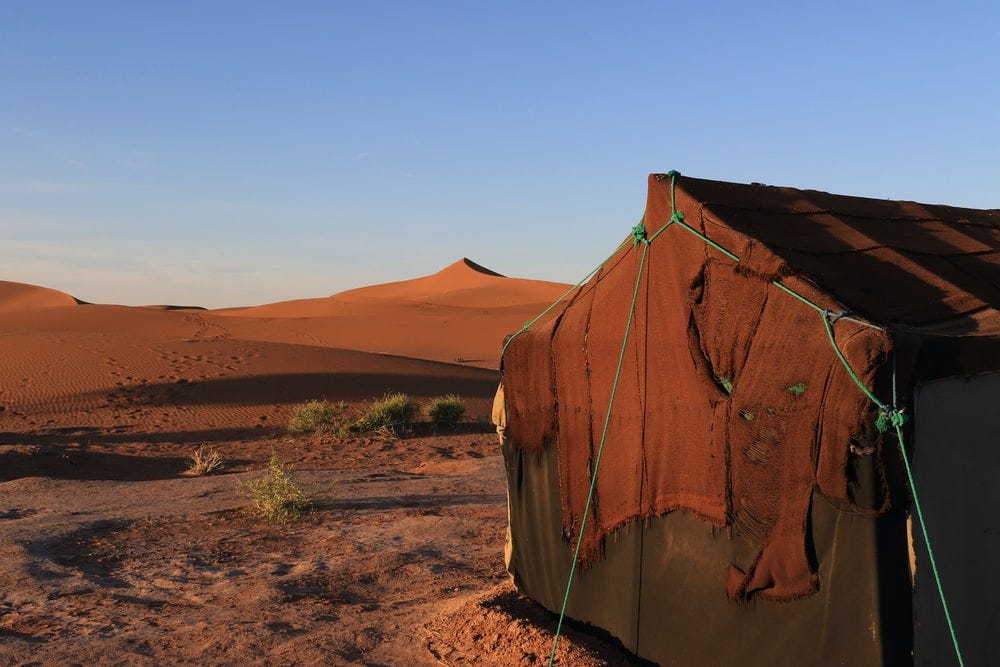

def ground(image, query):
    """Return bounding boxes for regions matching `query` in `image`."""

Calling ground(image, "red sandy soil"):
[0,266,641,665]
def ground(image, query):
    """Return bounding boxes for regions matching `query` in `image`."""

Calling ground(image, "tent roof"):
[664,174,1000,336]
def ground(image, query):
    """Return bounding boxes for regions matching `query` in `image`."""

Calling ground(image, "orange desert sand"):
[0,261,641,665]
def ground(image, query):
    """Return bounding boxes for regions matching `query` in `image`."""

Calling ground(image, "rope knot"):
[876,407,909,433]
[824,309,848,324]
[631,222,649,247]
[670,210,686,225]
[667,169,681,177]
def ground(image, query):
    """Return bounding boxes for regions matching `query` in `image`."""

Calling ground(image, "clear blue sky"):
[3,2,998,307]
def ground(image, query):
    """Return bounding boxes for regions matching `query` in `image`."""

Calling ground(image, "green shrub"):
[237,455,312,522]
[288,399,348,435]
[354,393,418,436]
[427,395,466,428]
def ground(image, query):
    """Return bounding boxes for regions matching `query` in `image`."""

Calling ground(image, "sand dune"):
[0,280,80,313]
[214,258,570,368]
[0,259,567,440]
[0,305,497,442]
[330,257,532,305]
[217,258,563,316]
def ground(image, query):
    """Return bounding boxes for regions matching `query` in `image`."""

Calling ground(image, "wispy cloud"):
[6,125,91,169]
[118,149,161,171]
[0,178,120,195]
[4,126,164,176]
[0,209,122,235]
[0,237,359,309]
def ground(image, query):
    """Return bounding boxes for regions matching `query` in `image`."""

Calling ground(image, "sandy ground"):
[1,437,640,666]
[0,264,641,666]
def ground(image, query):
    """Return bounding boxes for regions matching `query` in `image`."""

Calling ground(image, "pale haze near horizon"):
[3,2,998,309]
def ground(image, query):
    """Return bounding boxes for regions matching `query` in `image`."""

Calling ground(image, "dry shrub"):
[184,445,224,476]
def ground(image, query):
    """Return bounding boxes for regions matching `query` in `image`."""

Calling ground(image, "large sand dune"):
[214,258,570,368]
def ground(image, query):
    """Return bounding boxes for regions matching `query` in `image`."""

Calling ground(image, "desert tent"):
[495,173,999,666]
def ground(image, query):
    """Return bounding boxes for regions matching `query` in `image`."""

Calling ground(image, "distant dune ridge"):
[225,257,566,315]
[213,258,570,367]
[328,258,515,305]
[0,280,82,312]
[0,259,570,438]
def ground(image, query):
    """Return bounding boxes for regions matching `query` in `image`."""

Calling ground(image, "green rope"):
[820,313,884,407]
[648,170,685,244]
[667,169,680,211]
[875,407,910,434]
[769,281,882,330]
[631,221,649,247]
[821,313,961,664]
[893,421,965,667]
[770,280,828,315]
[547,171,675,663]
[548,238,651,667]
[670,216,741,261]
[500,236,631,360]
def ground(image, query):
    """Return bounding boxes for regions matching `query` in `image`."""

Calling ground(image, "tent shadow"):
[0,445,253,482]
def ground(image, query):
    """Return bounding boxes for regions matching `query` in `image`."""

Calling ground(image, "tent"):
[495,173,1000,666]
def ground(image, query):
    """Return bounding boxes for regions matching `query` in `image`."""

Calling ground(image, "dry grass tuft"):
[184,445,224,476]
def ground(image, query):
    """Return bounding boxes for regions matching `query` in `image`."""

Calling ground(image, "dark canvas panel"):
[502,437,641,654]
[913,372,1000,667]
[502,435,910,665]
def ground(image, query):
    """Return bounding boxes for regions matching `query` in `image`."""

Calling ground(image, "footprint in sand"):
[182,313,230,341]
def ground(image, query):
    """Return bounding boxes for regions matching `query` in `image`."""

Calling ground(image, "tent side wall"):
[501,435,642,652]
[912,371,1000,667]
[503,432,913,666]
